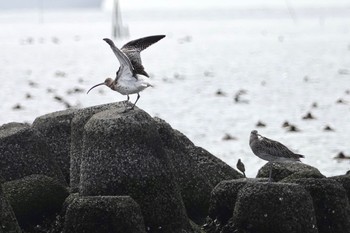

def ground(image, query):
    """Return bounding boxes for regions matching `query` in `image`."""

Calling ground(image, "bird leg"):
[130,93,140,110]
[122,95,130,112]
[268,165,273,183]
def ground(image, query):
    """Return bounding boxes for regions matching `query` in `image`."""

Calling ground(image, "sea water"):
[0,3,349,177]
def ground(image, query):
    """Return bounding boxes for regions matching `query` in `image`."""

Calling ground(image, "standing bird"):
[249,130,304,182]
[87,35,165,111]
[236,159,246,178]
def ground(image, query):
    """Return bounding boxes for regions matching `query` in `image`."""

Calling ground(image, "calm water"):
[0,5,349,177]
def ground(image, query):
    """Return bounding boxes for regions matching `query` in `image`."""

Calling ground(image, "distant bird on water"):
[87,35,166,111]
[249,130,304,182]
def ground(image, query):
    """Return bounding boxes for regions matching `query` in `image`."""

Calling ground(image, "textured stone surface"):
[0,122,30,131]
[70,102,124,192]
[208,178,268,225]
[80,107,192,233]
[2,174,69,229]
[231,182,318,233]
[0,185,21,233]
[329,174,350,201]
[0,124,65,184]
[285,178,350,233]
[154,118,243,223]
[33,108,77,184]
[63,196,146,233]
[257,162,325,182]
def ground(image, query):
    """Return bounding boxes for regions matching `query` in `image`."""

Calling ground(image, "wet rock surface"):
[231,182,317,233]
[208,178,268,225]
[63,196,146,233]
[328,174,350,201]
[257,161,325,182]
[205,180,319,233]
[2,174,69,230]
[154,117,243,223]
[69,102,123,192]
[283,178,350,233]
[2,103,349,233]
[33,108,77,184]
[0,122,30,131]
[80,106,192,233]
[0,124,65,184]
[0,184,21,233]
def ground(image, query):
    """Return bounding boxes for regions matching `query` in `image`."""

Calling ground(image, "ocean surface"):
[0,2,349,177]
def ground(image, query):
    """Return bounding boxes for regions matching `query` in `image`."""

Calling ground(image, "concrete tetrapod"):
[79,107,192,233]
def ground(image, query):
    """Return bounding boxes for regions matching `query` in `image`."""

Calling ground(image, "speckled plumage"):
[249,130,304,162]
[249,130,304,182]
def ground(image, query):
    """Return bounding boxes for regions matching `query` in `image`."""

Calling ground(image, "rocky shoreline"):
[0,102,349,233]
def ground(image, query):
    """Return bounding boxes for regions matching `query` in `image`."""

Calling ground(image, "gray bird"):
[236,159,246,178]
[116,35,165,77]
[87,35,165,111]
[249,130,304,182]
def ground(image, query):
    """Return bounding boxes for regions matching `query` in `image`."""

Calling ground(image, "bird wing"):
[121,35,166,52]
[259,136,300,159]
[103,38,135,79]
[121,35,166,77]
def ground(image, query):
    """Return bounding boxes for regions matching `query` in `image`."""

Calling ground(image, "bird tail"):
[295,154,305,159]
[141,83,153,88]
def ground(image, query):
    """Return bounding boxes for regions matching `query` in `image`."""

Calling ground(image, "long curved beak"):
[87,83,105,94]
